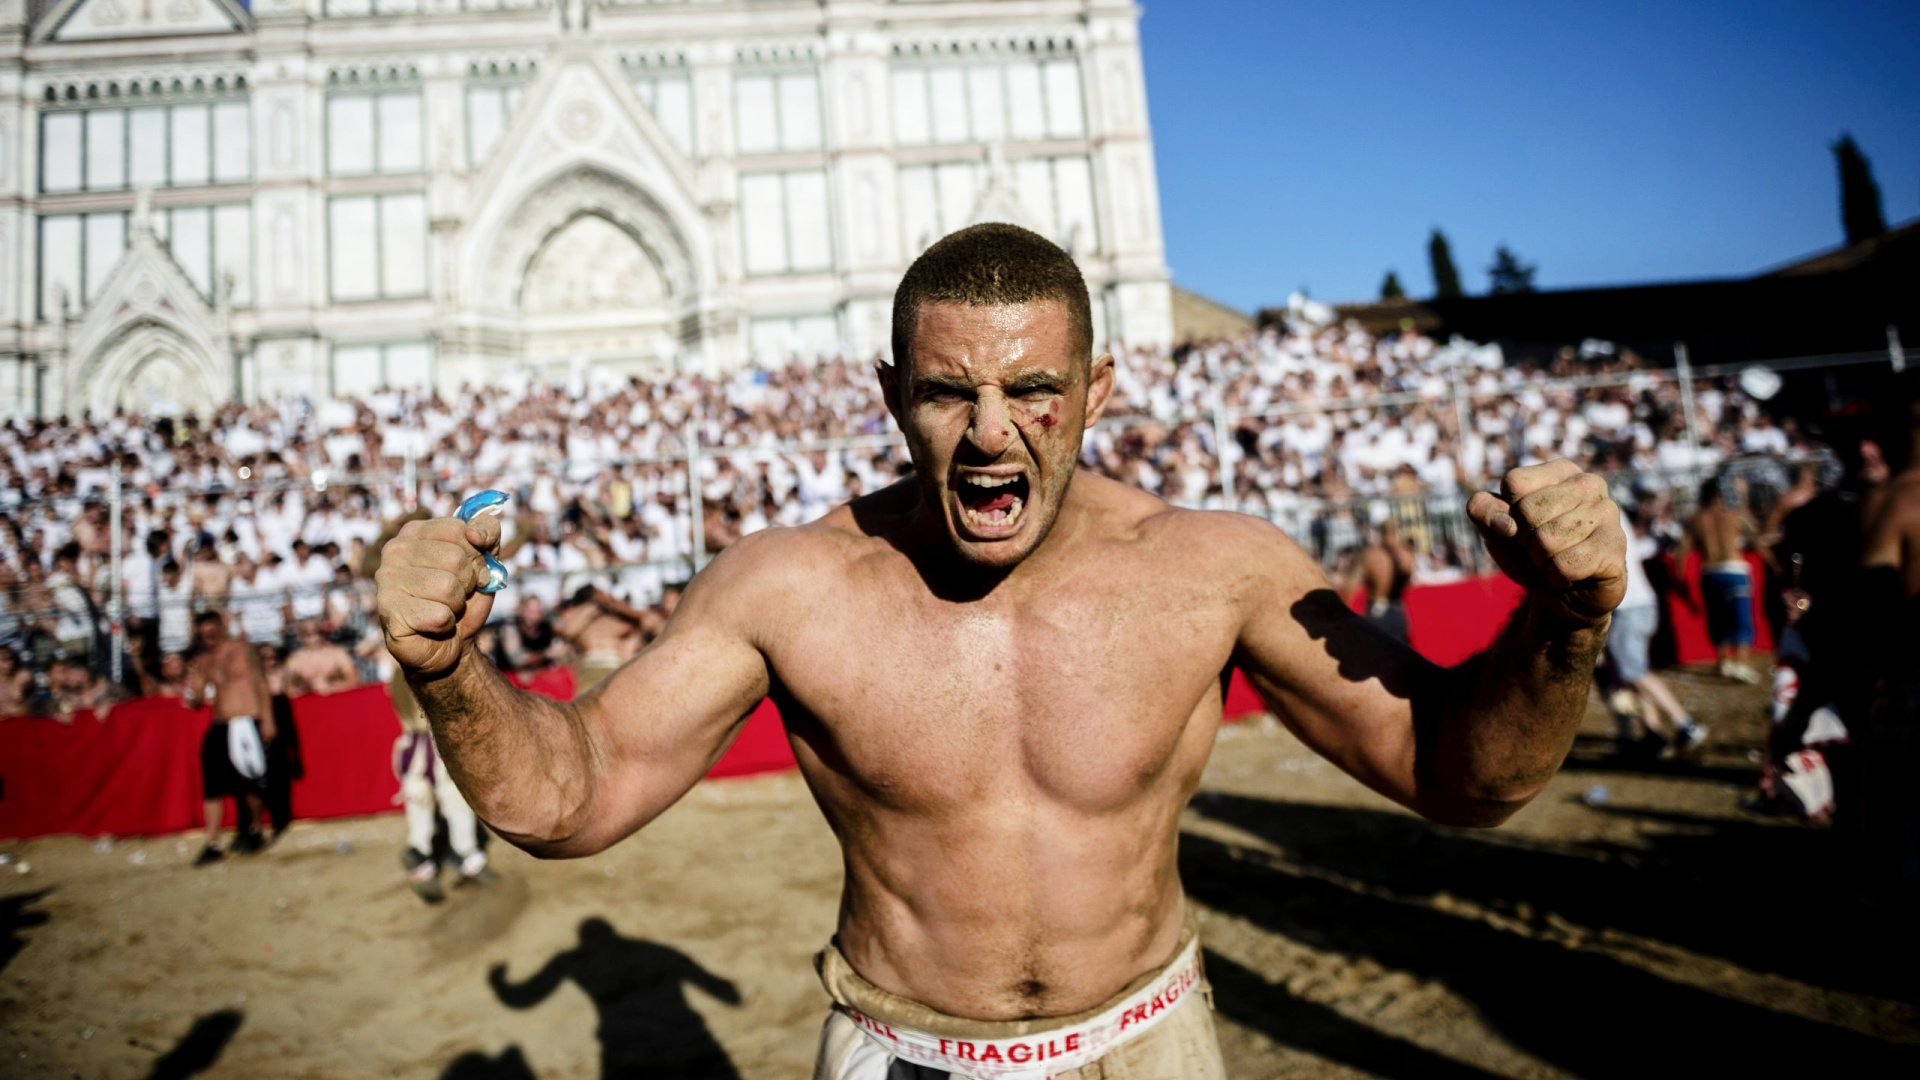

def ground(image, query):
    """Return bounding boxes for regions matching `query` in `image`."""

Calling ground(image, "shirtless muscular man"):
[377,225,1626,1079]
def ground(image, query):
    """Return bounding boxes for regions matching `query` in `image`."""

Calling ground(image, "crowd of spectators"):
[0,309,1830,716]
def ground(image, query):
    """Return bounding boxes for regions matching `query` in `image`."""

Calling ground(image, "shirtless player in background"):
[1681,479,1765,684]
[377,225,1626,1078]
[552,586,647,690]
[1859,376,1920,884]
[184,611,276,865]
[1356,518,1416,642]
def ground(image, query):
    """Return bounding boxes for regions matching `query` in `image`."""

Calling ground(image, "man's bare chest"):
[765,574,1238,810]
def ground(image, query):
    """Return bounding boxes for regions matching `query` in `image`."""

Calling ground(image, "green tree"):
[1488,244,1537,294]
[1832,133,1887,245]
[1379,270,1406,301]
[1428,229,1462,299]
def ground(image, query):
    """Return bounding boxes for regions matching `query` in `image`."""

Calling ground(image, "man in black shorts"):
[183,612,275,865]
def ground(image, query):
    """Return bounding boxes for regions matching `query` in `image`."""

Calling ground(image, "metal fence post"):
[1449,359,1474,487]
[108,459,124,685]
[685,421,706,573]
[1891,325,1907,374]
[1674,343,1704,492]
[1212,393,1235,513]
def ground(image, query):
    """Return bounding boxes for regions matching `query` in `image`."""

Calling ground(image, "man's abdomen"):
[830,799,1191,1022]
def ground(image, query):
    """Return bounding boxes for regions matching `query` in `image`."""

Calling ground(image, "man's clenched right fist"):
[376,514,503,678]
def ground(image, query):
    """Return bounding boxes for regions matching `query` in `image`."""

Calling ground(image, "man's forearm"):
[408,647,598,851]
[1421,600,1608,825]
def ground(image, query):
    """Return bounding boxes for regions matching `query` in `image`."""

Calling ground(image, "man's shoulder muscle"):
[688,519,864,638]
[1128,497,1323,595]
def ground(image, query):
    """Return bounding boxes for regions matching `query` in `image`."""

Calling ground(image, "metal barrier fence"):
[0,338,1904,686]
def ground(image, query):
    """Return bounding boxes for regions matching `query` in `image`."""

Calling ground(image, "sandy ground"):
[3,668,1917,1080]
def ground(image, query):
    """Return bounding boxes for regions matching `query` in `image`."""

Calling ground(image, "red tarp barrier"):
[0,571,1579,840]
[0,676,800,840]
[1663,551,1774,665]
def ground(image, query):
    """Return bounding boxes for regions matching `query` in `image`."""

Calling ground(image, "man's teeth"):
[964,474,1020,488]
[962,495,1023,526]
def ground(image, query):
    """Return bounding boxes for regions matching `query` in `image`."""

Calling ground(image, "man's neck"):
[895,477,1089,603]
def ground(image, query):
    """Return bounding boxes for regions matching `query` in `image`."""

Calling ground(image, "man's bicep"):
[1232,530,1431,809]
[567,546,782,839]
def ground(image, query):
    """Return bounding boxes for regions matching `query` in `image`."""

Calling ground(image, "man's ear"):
[877,356,903,427]
[1082,353,1117,429]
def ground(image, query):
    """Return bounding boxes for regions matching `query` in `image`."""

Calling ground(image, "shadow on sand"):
[143,1010,244,1080]
[443,916,742,1079]
[1184,791,1920,1077]
[0,887,51,976]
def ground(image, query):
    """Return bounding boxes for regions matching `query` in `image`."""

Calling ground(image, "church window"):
[328,193,428,300]
[40,91,250,194]
[85,110,125,190]
[896,162,978,256]
[212,102,252,182]
[331,341,434,399]
[735,69,823,154]
[40,113,82,192]
[327,87,423,176]
[748,314,840,362]
[464,84,518,169]
[37,212,127,319]
[626,56,694,157]
[740,170,833,275]
[155,203,253,307]
[890,51,1084,148]
[38,215,82,319]
[170,105,210,186]
[129,108,168,186]
[899,154,1098,259]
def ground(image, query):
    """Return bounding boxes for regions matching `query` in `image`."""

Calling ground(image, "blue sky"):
[1141,0,1920,311]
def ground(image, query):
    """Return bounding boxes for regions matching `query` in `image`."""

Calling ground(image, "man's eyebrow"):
[1003,373,1069,392]
[913,373,974,394]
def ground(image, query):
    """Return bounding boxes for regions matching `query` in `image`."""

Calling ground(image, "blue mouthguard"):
[455,490,511,594]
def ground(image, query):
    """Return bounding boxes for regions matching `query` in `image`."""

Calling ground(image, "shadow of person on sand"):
[1181,800,1920,1078]
[1202,948,1504,1080]
[440,1044,536,1080]
[484,917,743,1078]
[1190,791,1920,1003]
[0,887,52,976]
[143,1010,244,1080]
[1559,732,1765,786]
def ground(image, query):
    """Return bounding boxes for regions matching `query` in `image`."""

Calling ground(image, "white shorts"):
[814,930,1224,1080]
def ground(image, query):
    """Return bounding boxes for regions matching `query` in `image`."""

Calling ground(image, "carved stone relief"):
[521,214,667,316]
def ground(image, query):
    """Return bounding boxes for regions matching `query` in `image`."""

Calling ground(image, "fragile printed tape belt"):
[837,934,1203,1080]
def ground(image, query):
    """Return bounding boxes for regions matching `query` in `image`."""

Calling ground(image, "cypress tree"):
[1832,133,1887,245]
[1428,229,1463,299]
[1379,270,1406,301]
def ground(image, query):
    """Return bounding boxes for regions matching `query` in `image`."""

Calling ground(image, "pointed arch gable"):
[66,228,227,377]
[460,54,717,305]
[64,224,231,417]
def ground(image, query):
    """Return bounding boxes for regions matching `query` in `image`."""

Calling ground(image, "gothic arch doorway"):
[485,167,698,375]
[79,321,223,418]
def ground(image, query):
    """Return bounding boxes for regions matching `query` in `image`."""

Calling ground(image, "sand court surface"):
[3,672,1917,1079]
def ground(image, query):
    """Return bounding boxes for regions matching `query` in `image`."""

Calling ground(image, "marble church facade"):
[0,0,1171,418]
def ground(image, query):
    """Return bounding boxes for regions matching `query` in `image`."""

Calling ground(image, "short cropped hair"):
[891,223,1093,371]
